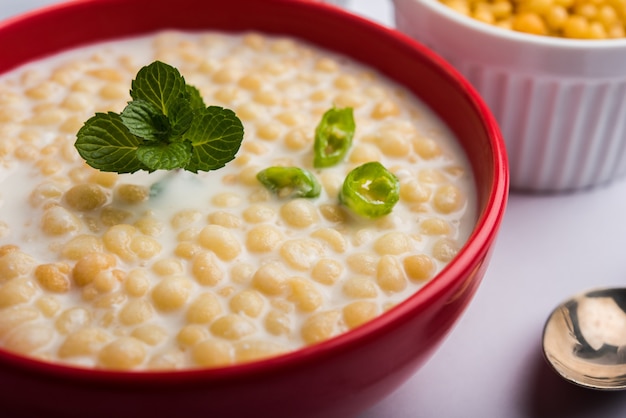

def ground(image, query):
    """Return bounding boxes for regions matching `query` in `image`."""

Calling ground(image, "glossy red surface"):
[0,1,508,417]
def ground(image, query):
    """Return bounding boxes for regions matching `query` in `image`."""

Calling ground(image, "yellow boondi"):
[440,0,626,38]
[0,31,475,370]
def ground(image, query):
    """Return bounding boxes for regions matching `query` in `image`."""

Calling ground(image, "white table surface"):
[4,1,626,417]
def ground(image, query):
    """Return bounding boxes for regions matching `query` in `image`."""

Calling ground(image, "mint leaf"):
[75,61,244,174]
[136,141,192,171]
[168,98,194,139]
[75,112,147,173]
[130,61,187,116]
[185,106,245,173]
[186,85,206,110]
[120,100,169,141]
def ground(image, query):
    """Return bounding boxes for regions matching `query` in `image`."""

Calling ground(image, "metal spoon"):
[543,288,626,390]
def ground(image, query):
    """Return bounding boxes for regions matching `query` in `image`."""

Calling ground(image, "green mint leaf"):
[136,141,192,171]
[185,106,244,173]
[75,112,147,173]
[186,85,206,110]
[168,98,194,139]
[75,61,244,175]
[130,61,187,116]
[120,100,169,141]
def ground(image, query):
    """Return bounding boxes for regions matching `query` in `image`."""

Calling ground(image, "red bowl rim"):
[0,0,509,385]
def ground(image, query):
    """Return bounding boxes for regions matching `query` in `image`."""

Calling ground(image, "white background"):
[4,1,626,417]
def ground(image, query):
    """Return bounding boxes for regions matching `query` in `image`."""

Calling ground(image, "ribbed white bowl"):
[394,0,626,192]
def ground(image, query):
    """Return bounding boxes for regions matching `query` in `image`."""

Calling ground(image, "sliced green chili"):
[257,166,321,198]
[313,107,355,168]
[340,161,400,218]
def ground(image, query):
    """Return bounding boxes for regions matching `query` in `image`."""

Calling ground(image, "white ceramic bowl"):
[393,0,626,192]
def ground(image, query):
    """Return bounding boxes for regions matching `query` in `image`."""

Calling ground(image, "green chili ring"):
[340,161,400,218]
[256,166,321,198]
[313,107,355,168]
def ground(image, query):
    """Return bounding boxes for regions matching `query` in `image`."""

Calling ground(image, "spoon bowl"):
[543,288,626,390]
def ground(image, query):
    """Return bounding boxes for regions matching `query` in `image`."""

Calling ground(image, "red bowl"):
[0,1,508,417]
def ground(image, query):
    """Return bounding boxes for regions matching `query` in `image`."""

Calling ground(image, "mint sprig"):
[75,61,244,174]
